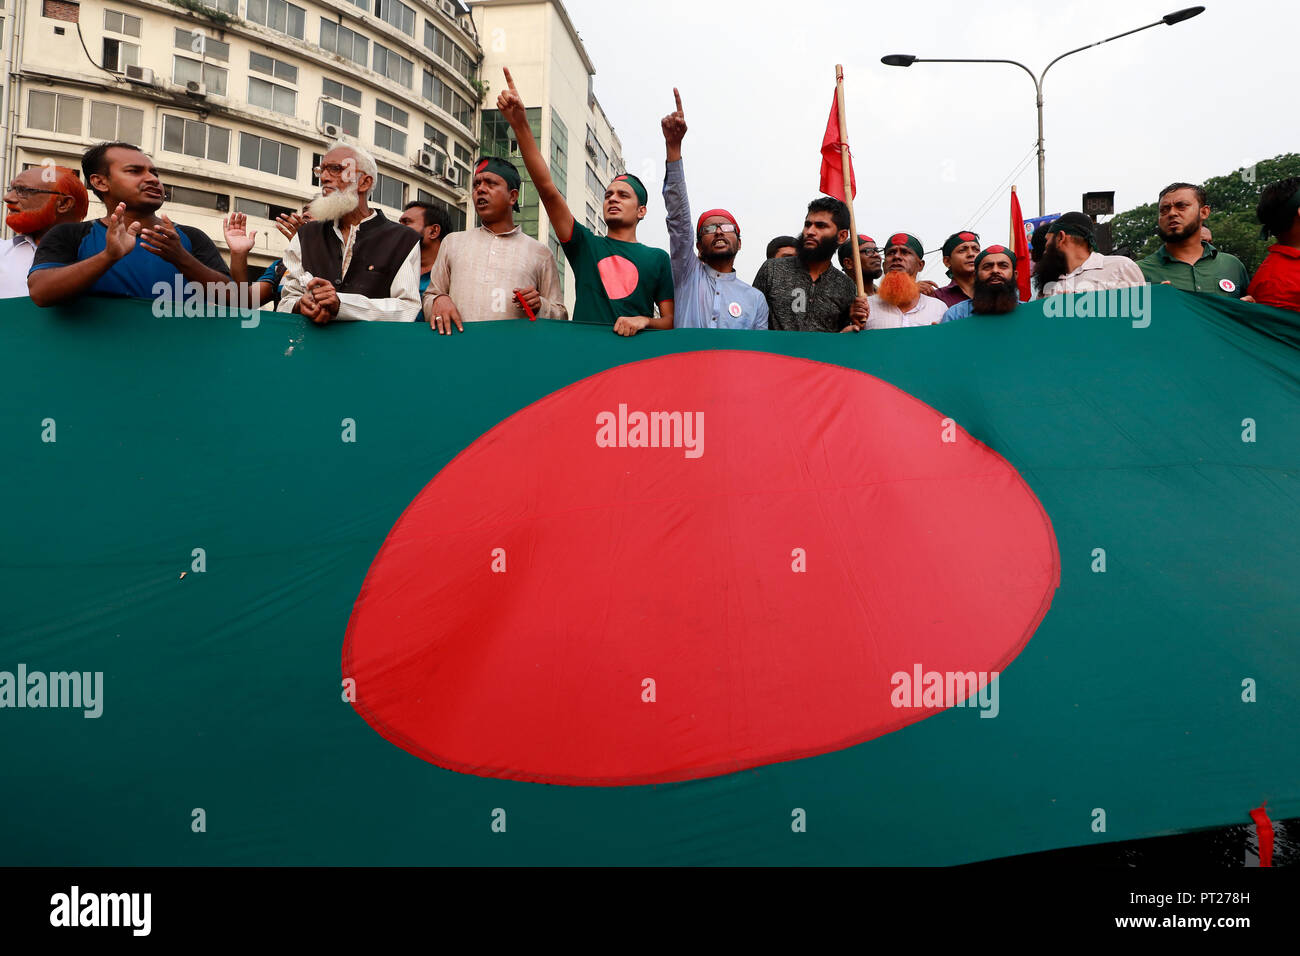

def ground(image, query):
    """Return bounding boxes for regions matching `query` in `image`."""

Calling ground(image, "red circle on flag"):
[343,352,1059,786]
[597,255,640,300]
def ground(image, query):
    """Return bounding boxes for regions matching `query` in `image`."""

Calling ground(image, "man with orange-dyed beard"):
[860,233,948,329]
[0,166,88,298]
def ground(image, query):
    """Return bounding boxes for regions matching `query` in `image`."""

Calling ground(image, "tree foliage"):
[1109,153,1300,273]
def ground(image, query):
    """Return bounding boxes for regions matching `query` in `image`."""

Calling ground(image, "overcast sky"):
[548,0,1294,282]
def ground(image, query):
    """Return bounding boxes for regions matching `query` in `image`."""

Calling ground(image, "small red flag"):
[1009,188,1031,302]
[1250,804,1274,867]
[820,90,856,202]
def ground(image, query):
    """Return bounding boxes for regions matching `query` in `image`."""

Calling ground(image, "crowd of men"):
[5,71,1300,329]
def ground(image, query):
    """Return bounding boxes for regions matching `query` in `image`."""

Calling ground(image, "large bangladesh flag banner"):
[2,285,1297,865]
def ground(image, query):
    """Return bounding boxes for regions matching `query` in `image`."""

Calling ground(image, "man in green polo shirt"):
[1138,182,1250,297]
[495,68,673,335]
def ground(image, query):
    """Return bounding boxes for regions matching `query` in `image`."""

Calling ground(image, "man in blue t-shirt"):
[28,141,230,307]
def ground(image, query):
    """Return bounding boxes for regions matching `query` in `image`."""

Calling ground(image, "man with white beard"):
[277,142,421,323]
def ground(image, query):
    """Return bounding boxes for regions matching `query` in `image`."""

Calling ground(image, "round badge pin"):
[728,302,742,318]
[1219,279,1236,293]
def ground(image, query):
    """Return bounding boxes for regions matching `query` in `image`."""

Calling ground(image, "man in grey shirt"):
[752,197,869,332]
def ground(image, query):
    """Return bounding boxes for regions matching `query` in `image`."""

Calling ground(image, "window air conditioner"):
[124,65,155,85]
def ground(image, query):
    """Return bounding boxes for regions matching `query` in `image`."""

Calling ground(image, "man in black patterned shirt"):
[752,197,869,332]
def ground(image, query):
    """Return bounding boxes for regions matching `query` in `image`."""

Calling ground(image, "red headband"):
[696,208,739,235]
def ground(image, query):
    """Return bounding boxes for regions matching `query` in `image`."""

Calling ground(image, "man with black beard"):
[940,246,1020,322]
[0,166,87,297]
[1137,182,1249,297]
[753,197,869,332]
[1036,212,1145,294]
[838,234,881,296]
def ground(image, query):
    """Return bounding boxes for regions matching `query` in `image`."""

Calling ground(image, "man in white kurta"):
[423,157,566,333]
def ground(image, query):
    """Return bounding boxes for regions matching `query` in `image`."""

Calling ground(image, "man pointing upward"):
[661,88,767,329]
[497,67,673,335]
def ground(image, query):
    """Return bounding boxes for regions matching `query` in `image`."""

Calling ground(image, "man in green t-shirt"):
[496,68,674,335]
[1137,182,1250,298]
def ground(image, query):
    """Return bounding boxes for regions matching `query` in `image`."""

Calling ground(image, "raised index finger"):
[673,87,683,114]
[503,67,518,92]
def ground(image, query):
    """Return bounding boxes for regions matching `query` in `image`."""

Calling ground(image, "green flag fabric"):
[1,284,1297,865]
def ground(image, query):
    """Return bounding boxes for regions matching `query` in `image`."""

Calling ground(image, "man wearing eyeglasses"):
[838,235,882,297]
[1,166,89,298]
[277,142,421,323]
[659,88,767,330]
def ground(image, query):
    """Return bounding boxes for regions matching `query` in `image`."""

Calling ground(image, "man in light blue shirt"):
[660,88,767,329]
[941,245,1020,323]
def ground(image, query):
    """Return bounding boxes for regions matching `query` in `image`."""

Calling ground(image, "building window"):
[27,90,82,135]
[373,172,405,210]
[235,197,297,221]
[323,77,362,108]
[320,20,368,68]
[585,163,601,197]
[162,115,230,163]
[102,37,139,73]
[453,142,472,166]
[375,99,408,128]
[89,101,143,144]
[203,0,239,13]
[239,132,298,179]
[584,203,596,231]
[374,123,406,156]
[423,20,476,83]
[320,101,360,137]
[163,184,229,212]
[248,77,296,116]
[246,0,305,40]
[375,0,415,36]
[173,56,229,95]
[250,51,298,84]
[550,111,568,199]
[423,70,472,130]
[374,98,408,156]
[174,28,230,62]
[103,9,141,36]
[373,43,413,88]
[423,123,447,151]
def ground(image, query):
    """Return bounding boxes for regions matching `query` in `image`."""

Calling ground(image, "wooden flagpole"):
[1010,184,1018,253]
[836,64,865,297]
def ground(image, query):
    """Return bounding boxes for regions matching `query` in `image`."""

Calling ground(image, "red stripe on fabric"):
[1250,804,1274,867]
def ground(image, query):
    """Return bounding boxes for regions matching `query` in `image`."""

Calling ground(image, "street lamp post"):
[882,6,1205,217]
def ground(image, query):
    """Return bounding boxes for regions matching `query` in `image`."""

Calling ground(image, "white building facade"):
[1,0,483,267]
